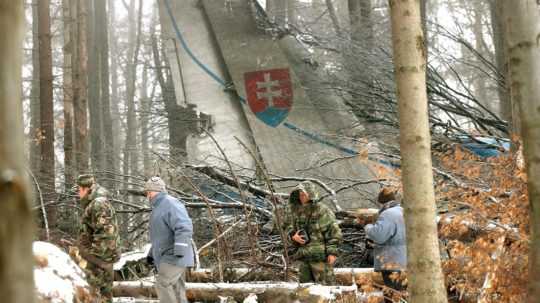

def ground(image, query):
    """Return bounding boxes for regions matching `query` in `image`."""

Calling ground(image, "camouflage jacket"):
[79,184,120,263]
[285,197,342,261]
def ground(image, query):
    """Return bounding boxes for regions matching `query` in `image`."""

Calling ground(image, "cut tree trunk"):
[114,281,363,302]
[184,267,378,285]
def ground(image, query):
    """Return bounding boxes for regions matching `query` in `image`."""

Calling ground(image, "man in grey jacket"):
[358,188,407,301]
[144,176,194,303]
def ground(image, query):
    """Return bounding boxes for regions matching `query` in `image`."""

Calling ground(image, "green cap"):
[76,174,95,187]
[295,181,319,200]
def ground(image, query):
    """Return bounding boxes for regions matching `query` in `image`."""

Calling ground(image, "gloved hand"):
[146,255,154,266]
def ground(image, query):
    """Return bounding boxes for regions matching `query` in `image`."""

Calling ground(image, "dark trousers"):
[381,270,405,303]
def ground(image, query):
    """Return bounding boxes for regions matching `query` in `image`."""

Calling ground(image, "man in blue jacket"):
[144,176,194,303]
[358,188,407,301]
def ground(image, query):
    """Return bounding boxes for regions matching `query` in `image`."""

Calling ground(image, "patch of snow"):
[243,293,258,303]
[114,244,152,271]
[33,241,91,303]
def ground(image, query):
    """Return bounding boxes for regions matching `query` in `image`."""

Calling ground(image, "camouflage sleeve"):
[89,198,120,262]
[281,206,299,245]
[319,206,343,256]
[78,217,92,250]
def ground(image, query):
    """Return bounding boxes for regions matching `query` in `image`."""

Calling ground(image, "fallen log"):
[185,268,377,285]
[113,281,361,302]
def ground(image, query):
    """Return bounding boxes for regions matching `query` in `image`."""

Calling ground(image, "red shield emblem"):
[244,68,293,127]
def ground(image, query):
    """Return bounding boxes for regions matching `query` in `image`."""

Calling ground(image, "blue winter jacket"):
[149,192,195,270]
[364,202,407,271]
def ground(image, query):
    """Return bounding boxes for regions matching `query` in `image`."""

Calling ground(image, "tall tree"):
[0,1,35,302]
[124,0,142,177]
[95,0,115,184]
[472,0,489,110]
[140,65,152,175]
[29,0,41,177]
[503,1,540,301]
[63,0,75,189]
[325,0,343,37]
[349,0,373,45]
[489,0,511,130]
[388,0,448,302]
[87,0,103,172]
[73,0,90,174]
[109,0,122,160]
[38,0,57,227]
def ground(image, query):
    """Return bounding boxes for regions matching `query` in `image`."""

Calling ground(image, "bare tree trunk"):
[30,0,41,178]
[109,0,122,162]
[503,2,540,302]
[0,1,36,302]
[472,0,490,111]
[490,0,512,129]
[349,0,373,45]
[388,0,447,302]
[74,0,90,174]
[140,65,152,175]
[63,0,75,190]
[502,2,528,139]
[325,0,342,37]
[124,0,142,177]
[87,0,103,172]
[38,0,57,228]
[96,0,115,185]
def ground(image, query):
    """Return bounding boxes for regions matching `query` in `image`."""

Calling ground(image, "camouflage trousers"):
[86,263,114,303]
[298,261,335,285]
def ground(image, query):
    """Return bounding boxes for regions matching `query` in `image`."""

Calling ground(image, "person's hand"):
[327,254,337,265]
[98,261,113,272]
[292,230,307,245]
[356,216,368,226]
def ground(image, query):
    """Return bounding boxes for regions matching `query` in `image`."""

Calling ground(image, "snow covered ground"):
[33,241,92,303]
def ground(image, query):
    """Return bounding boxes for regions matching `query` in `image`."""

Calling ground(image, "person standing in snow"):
[77,174,120,303]
[144,176,194,303]
[358,187,407,302]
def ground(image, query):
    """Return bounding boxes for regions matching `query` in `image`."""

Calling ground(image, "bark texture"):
[38,0,57,227]
[503,2,540,301]
[0,1,35,302]
[388,0,448,301]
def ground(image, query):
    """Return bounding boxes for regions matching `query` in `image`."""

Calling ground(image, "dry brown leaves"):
[436,144,528,302]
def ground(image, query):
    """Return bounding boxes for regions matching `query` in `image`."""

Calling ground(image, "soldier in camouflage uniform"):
[286,181,342,284]
[77,174,120,303]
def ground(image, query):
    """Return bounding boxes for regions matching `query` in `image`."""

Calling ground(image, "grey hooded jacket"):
[149,192,195,270]
[364,202,407,271]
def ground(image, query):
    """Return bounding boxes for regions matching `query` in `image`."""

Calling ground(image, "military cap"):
[295,181,319,201]
[77,174,95,187]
